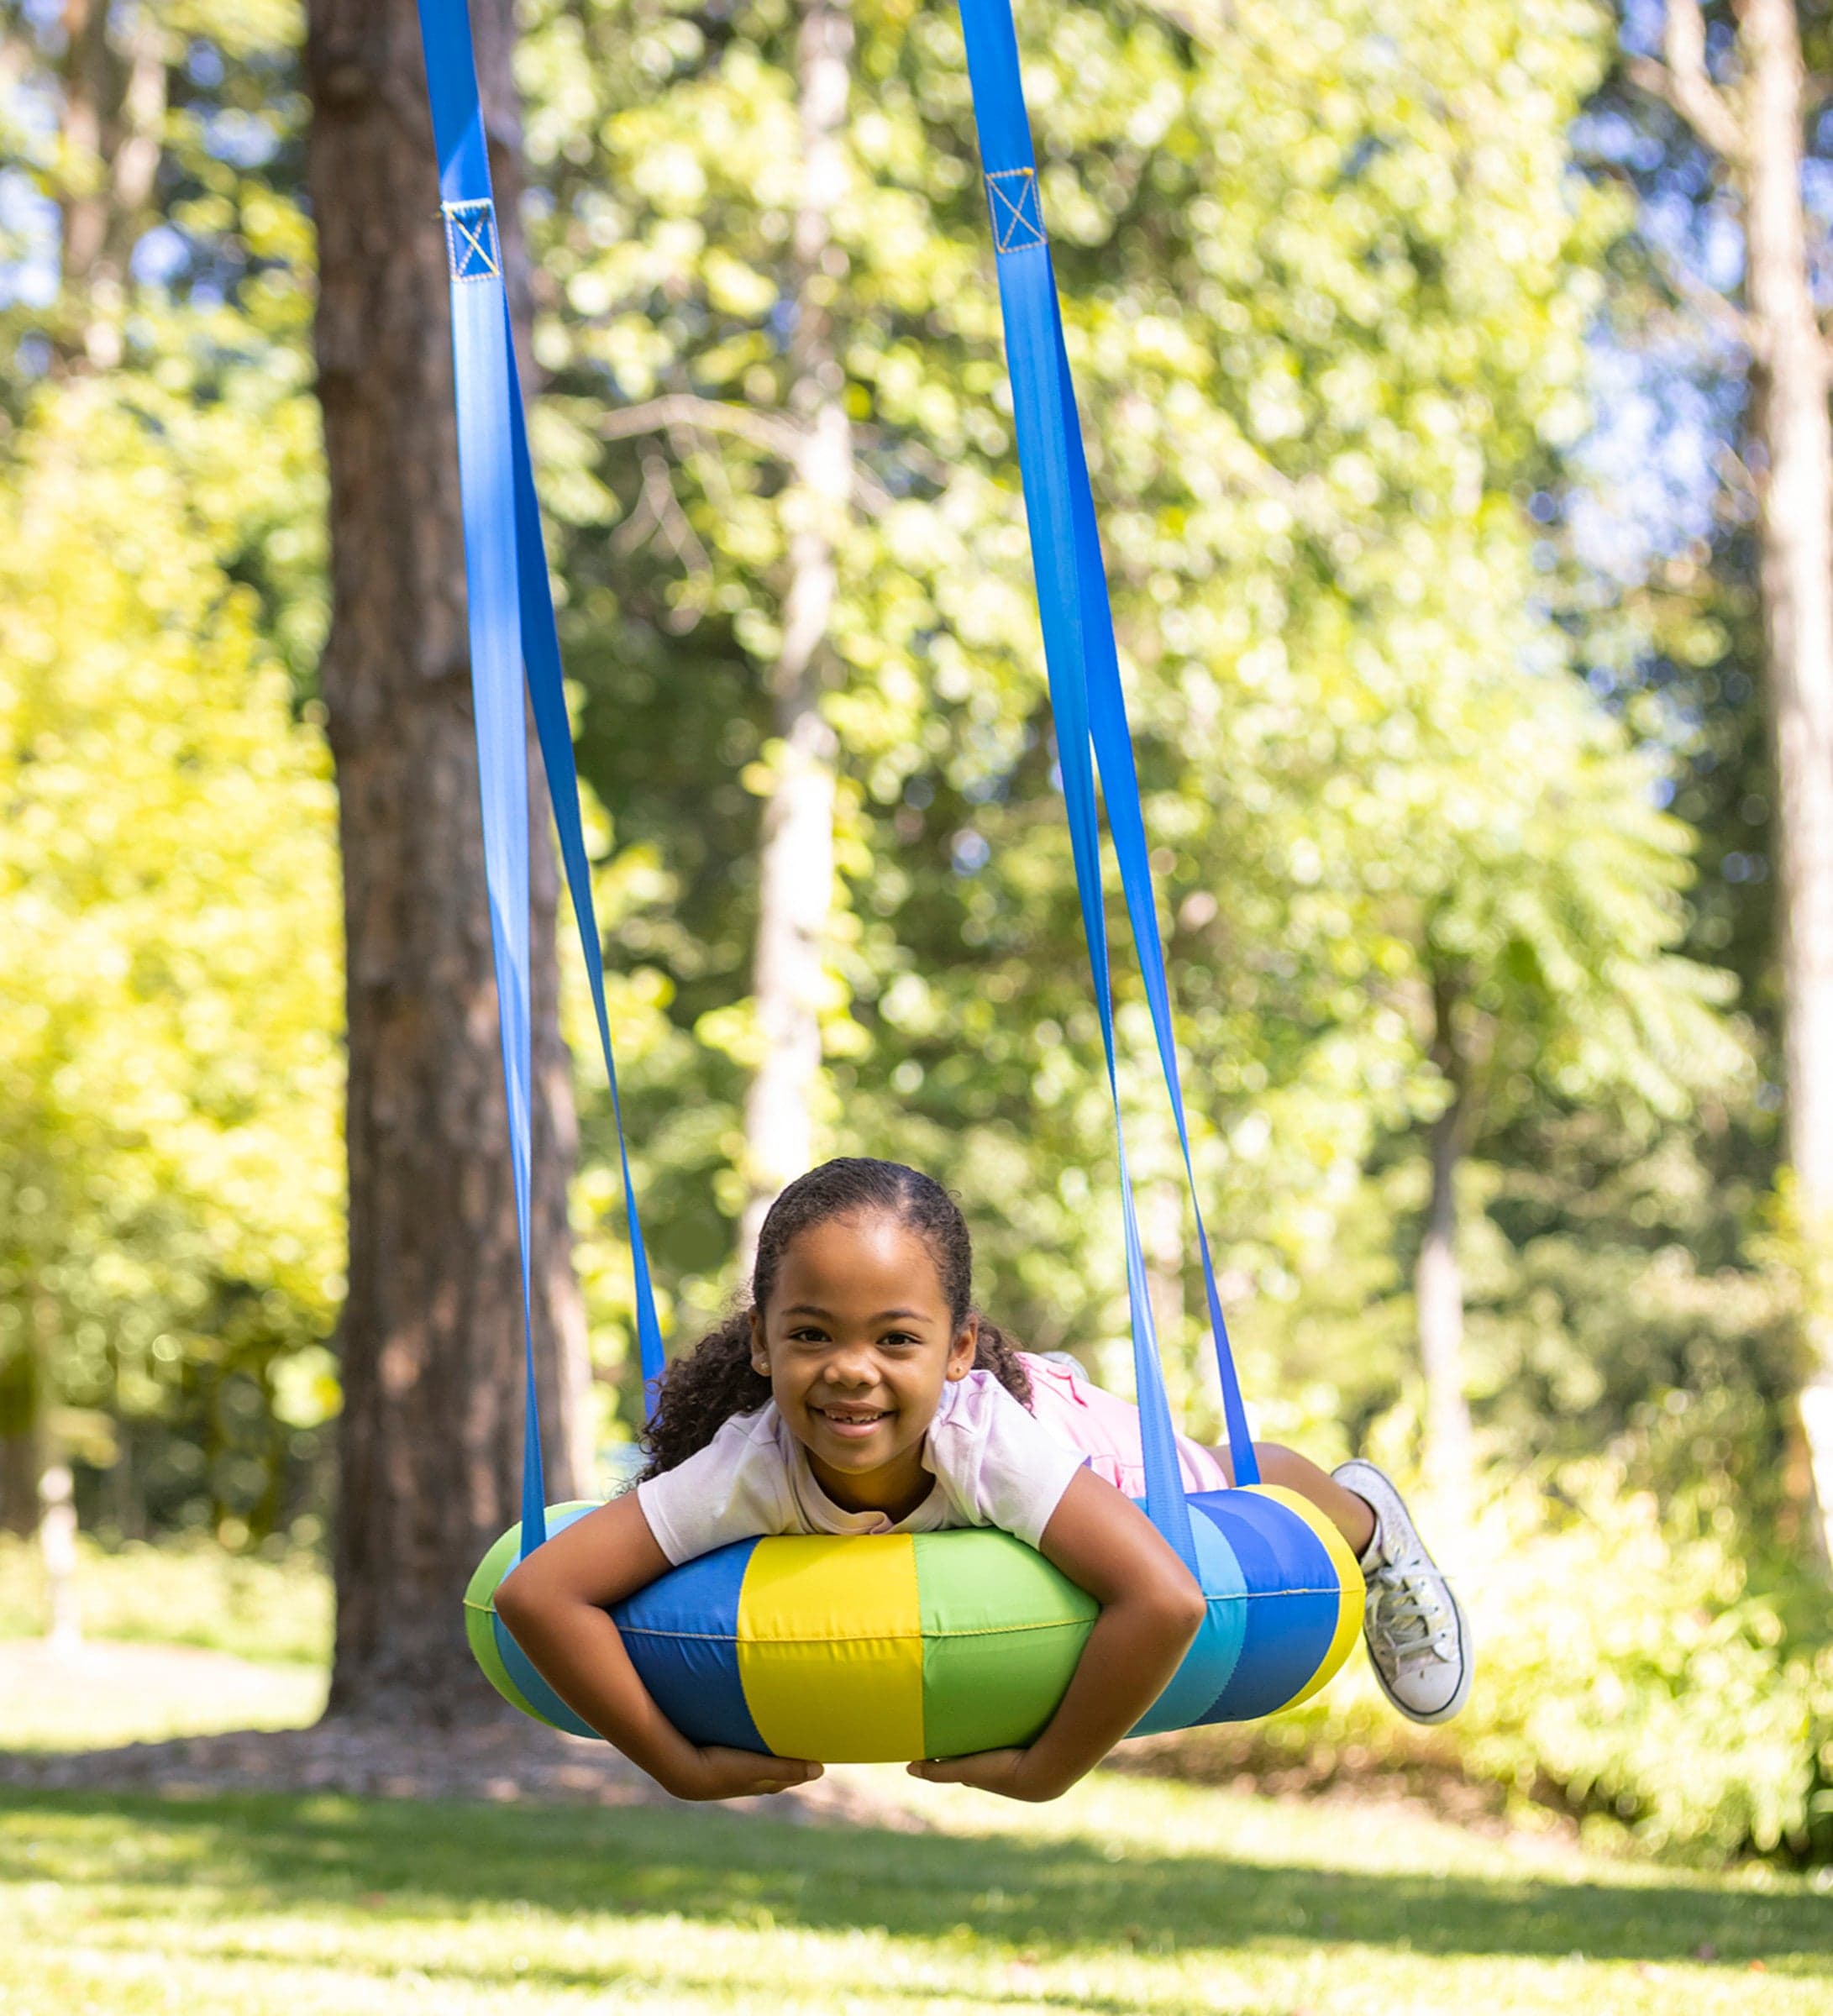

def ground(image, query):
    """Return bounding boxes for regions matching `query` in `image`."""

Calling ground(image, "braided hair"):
[636,1157,1034,1479]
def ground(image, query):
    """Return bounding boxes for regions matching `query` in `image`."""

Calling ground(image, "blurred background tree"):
[1593,0,1833,1558]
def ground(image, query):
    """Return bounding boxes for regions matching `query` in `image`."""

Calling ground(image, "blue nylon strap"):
[415,1,664,1562]
[416,0,1254,1577]
[958,0,1260,1520]
[504,348,668,1414]
[988,238,1196,1568]
[416,0,543,1557]
[1048,307,1261,1482]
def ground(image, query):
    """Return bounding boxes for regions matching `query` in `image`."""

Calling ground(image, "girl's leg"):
[1205,1426,1476,1726]
[1200,1441,1376,1557]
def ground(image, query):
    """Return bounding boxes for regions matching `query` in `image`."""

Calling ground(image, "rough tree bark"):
[734,0,854,1274]
[1415,969,1476,1512]
[305,0,591,1725]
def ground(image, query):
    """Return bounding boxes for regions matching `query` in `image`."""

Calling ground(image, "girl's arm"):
[492,1493,822,1801]
[909,1467,1205,1802]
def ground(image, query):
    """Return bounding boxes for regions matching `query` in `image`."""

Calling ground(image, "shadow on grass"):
[3,1784,1827,1985]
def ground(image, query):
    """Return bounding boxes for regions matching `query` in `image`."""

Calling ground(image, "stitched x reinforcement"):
[985,166,1045,253]
[443,198,501,282]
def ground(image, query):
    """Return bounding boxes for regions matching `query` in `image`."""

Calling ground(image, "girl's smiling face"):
[749,1211,977,1519]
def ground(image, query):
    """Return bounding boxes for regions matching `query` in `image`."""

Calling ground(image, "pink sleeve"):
[931,1371,1088,1551]
[633,1409,795,1567]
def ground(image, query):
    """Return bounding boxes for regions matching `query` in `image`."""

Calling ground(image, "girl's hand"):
[667,1744,825,1803]
[495,1495,823,1803]
[906,1749,1069,1803]
[956,1468,1205,1800]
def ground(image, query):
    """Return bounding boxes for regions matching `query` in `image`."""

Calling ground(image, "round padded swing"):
[418,0,1363,1765]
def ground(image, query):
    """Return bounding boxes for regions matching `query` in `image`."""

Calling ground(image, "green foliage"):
[0,0,338,1541]
[0,367,341,1540]
[1459,1482,1831,1863]
[515,0,1731,1436]
[1252,1114,1804,1508]
[1142,1462,1833,1865]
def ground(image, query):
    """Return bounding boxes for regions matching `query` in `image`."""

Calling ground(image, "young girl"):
[495,1158,1471,1803]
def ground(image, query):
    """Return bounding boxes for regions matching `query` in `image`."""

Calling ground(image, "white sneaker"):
[1331,1458,1473,1725]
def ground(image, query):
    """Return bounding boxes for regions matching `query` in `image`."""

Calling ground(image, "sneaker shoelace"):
[1368,1550,1451,1669]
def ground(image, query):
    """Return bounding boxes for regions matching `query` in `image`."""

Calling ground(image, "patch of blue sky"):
[1566,103,1749,595]
[951,829,991,875]
[1569,105,1666,177]
[1551,1,1766,784]
[203,109,281,171]
[1639,185,1744,290]
[131,223,190,288]
[1618,0,1663,58]
[0,170,59,310]
[186,40,227,89]
[4,40,60,151]
[1568,333,1729,589]
[1804,158,1833,312]
[1620,0,1738,74]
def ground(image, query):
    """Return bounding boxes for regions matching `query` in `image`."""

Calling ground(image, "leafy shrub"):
[1124,1462,1833,1864]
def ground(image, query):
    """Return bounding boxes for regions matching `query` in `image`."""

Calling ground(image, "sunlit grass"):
[3,1535,1828,2011]
[0,1637,326,1752]
[1,1533,328,1754]
[4,1772,1828,2015]
[0,1533,331,1667]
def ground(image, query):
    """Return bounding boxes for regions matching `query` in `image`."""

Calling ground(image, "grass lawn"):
[5,1769,1830,2014]
[0,1640,326,1752]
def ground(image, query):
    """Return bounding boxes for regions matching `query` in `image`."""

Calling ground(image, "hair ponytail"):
[968,1315,1033,1411]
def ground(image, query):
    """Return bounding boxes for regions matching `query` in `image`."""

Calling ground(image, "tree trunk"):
[1416,972,1475,1512]
[0,1299,80,1641]
[55,0,165,371]
[305,0,590,1726]
[0,1341,38,1539]
[735,0,853,1275]
[58,0,113,293]
[1738,0,1833,1562]
[38,1453,81,1652]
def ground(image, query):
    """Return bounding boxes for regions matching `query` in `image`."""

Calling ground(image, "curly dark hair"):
[636,1157,1034,1478]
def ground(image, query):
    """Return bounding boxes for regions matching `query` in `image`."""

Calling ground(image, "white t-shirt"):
[633,1366,1087,1567]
